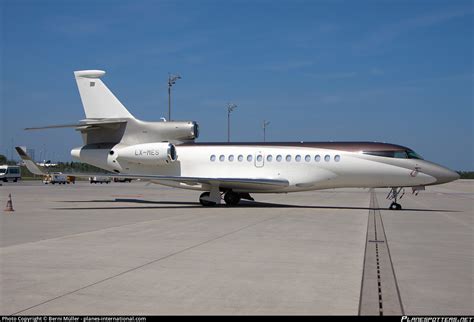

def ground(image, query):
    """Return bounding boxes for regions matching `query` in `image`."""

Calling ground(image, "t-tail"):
[21,69,199,172]
[74,70,134,119]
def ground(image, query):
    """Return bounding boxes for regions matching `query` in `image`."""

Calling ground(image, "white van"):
[0,165,21,182]
[43,172,67,184]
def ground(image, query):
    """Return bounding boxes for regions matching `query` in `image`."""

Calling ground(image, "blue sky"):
[1,0,473,170]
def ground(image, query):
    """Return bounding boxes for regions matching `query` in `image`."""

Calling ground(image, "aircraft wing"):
[24,118,128,131]
[15,147,289,189]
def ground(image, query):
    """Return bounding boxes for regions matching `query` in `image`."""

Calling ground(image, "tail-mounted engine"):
[71,142,178,171]
[113,142,177,165]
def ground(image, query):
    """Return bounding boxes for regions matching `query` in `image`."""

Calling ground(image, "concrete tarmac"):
[0,180,472,315]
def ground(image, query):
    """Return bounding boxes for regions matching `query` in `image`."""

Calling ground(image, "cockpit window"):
[406,150,423,160]
[363,151,397,158]
[363,150,423,160]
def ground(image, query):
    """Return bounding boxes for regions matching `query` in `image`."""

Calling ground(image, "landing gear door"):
[255,151,264,168]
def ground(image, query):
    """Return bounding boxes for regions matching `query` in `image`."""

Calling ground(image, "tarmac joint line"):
[358,190,405,316]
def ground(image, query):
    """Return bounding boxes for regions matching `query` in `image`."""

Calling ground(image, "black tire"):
[224,191,241,206]
[13,179,17,182]
[199,192,216,206]
[389,202,402,210]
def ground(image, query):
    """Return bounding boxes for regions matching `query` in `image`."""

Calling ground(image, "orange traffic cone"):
[4,193,14,212]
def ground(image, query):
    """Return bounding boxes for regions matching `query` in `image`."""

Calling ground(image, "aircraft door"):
[255,151,264,168]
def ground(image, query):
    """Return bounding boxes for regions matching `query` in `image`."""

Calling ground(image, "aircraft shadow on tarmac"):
[54,198,458,212]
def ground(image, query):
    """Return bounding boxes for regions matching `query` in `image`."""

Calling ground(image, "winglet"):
[15,147,46,175]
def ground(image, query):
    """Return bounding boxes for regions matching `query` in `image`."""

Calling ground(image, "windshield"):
[363,149,423,160]
[0,169,6,174]
[406,150,424,160]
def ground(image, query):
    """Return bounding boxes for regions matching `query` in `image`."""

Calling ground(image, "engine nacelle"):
[114,142,177,165]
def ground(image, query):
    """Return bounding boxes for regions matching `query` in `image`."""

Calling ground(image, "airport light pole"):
[168,73,181,121]
[263,120,270,142]
[227,103,237,142]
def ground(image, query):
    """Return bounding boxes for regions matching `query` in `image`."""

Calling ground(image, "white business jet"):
[16,70,459,209]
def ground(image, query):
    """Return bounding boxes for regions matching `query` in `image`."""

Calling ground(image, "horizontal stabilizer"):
[25,118,128,131]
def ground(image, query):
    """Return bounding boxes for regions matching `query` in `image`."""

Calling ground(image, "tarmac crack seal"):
[358,190,404,315]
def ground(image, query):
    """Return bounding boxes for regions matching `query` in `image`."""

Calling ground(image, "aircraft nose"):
[433,167,460,184]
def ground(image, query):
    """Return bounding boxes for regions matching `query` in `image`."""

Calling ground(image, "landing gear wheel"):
[224,191,241,206]
[199,192,216,206]
[389,202,402,210]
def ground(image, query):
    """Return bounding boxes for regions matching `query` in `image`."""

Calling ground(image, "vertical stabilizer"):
[74,70,134,119]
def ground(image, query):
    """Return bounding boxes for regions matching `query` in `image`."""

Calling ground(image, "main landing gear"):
[199,191,253,207]
[224,191,241,206]
[199,192,215,206]
[387,187,404,210]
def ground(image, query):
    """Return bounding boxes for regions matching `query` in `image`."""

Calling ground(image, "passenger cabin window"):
[229,155,234,161]
[257,155,263,162]
[276,155,282,162]
[238,155,243,162]
[324,155,330,162]
[305,155,311,162]
[267,155,273,162]
[295,155,301,162]
[315,155,321,162]
[286,155,291,162]
[219,155,225,161]
[210,155,216,162]
[334,155,341,162]
[247,155,253,162]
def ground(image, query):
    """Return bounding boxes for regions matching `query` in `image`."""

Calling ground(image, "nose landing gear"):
[387,187,404,210]
[389,202,402,210]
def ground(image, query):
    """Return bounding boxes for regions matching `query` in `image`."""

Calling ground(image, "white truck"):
[43,172,67,184]
[89,176,111,184]
[0,165,21,182]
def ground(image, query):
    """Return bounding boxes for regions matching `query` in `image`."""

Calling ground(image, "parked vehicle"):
[113,177,132,183]
[89,176,111,184]
[0,165,21,182]
[43,172,67,184]
[66,176,76,184]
